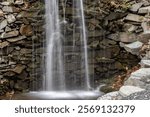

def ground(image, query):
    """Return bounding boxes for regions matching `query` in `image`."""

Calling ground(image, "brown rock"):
[6,36,26,42]
[0,9,4,17]
[0,30,19,39]
[12,64,26,74]
[0,41,10,49]
[119,32,137,43]
[125,14,145,23]
[20,25,33,36]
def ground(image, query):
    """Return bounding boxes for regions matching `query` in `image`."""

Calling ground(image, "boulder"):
[119,86,145,97]
[124,68,150,89]
[98,91,122,100]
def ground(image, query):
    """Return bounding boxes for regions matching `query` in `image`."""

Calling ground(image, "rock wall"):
[0,0,44,95]
[0,0,145,96]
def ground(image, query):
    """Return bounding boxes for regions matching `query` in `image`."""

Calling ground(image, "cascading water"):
[44,0,90,91]
[44,0,65,91]
[13,0,102,100]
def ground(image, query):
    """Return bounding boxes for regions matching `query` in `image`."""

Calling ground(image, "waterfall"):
[44,0,65,91]
[43,0,90,91]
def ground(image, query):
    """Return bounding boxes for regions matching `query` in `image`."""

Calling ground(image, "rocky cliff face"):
[0,0,45,95]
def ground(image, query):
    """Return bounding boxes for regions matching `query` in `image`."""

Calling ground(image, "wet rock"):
[119,86,145,97]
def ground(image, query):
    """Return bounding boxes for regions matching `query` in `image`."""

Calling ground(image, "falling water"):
[44,0,65,91]
[13,0,103,100]
[78,0,90,89]
[43,0,90,91]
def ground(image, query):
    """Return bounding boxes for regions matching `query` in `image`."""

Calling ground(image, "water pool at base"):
[12,91,103,100]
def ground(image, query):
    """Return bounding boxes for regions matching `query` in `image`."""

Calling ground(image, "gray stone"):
[120,41,143,55]
[6,14,16,23]
[130,2,143,12]
[0,20,7,30]
[2,6,13,12]
[5,26,12,32]
[125,14,145,22]
[138,6,150,14]
[141,60,150,68]
[145,51,150,59]
[107,33,120,41]
[122,90,150,100]
[123,23,138,32]
[2,6,20,13]
[15,0,24,5]
[124,68,150,89]
[1,2,11,6]
[98,91,122,100]
[141,21,150,33]
[119,86,145,97]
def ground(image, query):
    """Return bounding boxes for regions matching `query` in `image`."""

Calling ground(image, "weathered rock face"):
[0,0,45,95]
